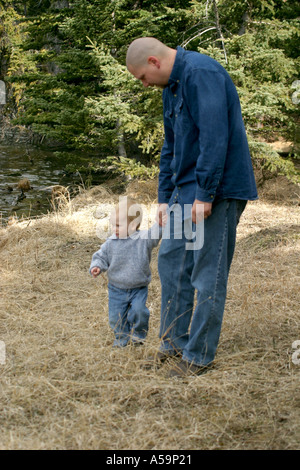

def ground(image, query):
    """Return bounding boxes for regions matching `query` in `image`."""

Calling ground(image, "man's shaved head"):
[126,37,177,88]
[126,37,170,69]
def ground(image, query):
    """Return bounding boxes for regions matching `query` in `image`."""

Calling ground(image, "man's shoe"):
[141,350,181,370]
[168,359,213,378]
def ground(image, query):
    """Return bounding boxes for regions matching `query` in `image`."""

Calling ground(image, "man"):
[126,37,257,377]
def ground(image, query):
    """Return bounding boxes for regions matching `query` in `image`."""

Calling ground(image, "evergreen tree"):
[192,0,299,182]
[1,0,299,183]
[0,1,37,114]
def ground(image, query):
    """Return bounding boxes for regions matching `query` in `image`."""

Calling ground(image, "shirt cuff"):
[195,186,216,203]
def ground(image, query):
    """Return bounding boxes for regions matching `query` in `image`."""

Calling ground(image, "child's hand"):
[91,267,101,278]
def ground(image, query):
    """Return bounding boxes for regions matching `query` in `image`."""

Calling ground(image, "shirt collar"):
[168,46,185,91]
[109,230,140,240]
[129,230,140,240]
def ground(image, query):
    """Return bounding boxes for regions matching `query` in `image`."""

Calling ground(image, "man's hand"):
[91,267,101,278]
[156,203,168,227]
[192,200,212,223]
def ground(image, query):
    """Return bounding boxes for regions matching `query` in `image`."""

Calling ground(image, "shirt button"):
[174,94,177,97]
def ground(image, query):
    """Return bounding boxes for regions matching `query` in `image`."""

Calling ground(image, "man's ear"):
[147,56,160,68]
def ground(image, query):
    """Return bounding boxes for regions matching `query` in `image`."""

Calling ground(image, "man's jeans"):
[158,198,247,366]
[108,284,150,347]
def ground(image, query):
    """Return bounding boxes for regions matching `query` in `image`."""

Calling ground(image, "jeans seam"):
[161,243,187,351]
[174,244,188,339]
[160,217,191,352]
[201,202,229,363]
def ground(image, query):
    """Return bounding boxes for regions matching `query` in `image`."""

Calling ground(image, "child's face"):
[110,200,141,238]
[110,210,130,238]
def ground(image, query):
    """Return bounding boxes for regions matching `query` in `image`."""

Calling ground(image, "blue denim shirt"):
[158,46,258,207]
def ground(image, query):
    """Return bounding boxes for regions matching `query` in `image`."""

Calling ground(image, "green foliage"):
[0,3,37,107]
[85,40,164,159]
[249,140,299,186]
[104,155,160,180]
[1,0,299,183]
[63,155,159,187]
[195,8,299,183]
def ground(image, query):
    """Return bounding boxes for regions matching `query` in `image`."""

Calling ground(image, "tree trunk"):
[116,118,127,158]
[111,6,127,158]
[238,11,250,36]
[212,0,227,63]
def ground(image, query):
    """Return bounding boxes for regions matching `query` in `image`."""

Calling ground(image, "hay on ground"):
[0,178,299,450]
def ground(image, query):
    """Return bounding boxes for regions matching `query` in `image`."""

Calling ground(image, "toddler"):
[89,197,162,347]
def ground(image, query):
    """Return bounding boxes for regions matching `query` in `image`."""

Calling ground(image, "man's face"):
[128,62,168,89]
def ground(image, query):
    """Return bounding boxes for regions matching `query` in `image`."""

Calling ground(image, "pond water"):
[0,143,87,224]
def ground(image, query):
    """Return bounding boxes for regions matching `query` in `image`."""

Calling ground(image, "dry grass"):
[0,177,299,450]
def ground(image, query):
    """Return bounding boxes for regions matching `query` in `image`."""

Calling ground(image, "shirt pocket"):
[174,98,191,134]
[164,108,173,121]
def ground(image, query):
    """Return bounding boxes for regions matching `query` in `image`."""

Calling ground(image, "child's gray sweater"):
[89,223,162,289]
